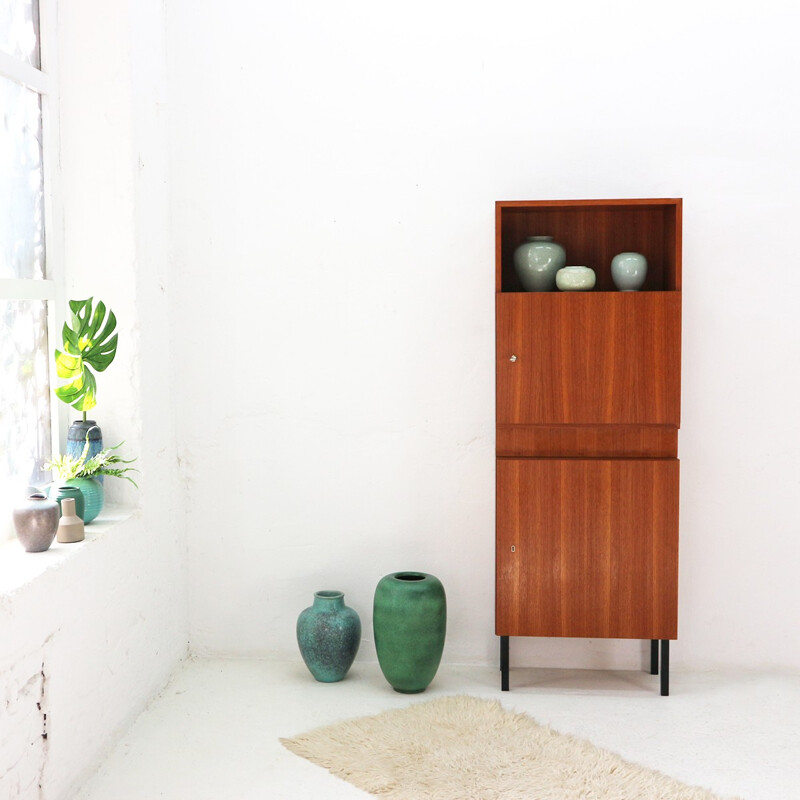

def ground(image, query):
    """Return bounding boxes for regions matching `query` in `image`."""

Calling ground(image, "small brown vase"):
[13,493,60,552]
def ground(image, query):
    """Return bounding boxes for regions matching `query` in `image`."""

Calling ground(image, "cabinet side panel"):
[496,458,678,639]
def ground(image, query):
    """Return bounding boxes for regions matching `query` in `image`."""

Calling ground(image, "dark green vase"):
[297,591,361,682]
[49,484,86,521]
[373,571,446,693]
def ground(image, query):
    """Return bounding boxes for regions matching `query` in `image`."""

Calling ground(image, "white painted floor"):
[73,659,799,800]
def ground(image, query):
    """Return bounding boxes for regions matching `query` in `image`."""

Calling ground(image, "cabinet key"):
[509,355,517,362]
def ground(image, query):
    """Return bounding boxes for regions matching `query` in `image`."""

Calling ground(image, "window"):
[1,0,60,542]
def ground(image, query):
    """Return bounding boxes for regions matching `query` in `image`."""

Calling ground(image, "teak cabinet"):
[495,199,682,695]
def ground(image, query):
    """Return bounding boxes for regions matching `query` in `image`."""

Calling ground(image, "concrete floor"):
[73,659,799,799]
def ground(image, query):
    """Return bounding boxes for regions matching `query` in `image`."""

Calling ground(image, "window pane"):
[0,0,40,68]
[0,76,44,280]
[0,299,51,488]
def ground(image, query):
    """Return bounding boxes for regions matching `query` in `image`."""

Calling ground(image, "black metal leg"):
[650,639,659,675]
[500,636,509,691]
[660,639,670,696]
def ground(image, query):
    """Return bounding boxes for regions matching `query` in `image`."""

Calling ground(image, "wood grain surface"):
[496,292,681,426]
[495,458,679,639]
[496,424,678,458]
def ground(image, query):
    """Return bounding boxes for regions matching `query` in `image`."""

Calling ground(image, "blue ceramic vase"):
[66,420,104,483]
[297,591,361,682]
[373,571,446,693]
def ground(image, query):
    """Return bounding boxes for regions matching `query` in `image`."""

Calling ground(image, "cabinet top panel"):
[496,199,682,293]
[496,198,682,209]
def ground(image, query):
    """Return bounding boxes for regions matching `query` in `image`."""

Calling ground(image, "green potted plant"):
[46,433,137,523]
[53,297,118,469]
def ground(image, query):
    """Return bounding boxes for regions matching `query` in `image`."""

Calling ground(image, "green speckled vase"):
[297,591,361,683]
[373,571,446,693]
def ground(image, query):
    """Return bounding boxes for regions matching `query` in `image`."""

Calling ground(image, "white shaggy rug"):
[280,695,743,800]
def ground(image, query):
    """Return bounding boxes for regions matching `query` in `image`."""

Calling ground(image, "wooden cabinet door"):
[496,292,681,426]
[496,458,679,640]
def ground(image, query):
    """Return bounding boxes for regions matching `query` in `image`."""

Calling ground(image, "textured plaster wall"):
[168,0,800,671]
[0,0,187,798]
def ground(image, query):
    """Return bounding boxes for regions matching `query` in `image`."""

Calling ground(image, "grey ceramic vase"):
[611,252,648,291]
[13,493,60,552]
[513,236,566,291]
[296,591,361,682]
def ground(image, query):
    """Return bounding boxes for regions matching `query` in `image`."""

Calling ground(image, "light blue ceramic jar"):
[513,236,566,292]
[611,252,648,291]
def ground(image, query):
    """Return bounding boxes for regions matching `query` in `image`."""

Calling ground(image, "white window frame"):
[1,0,65,541]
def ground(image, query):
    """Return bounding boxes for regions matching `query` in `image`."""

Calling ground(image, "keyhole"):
[511,545,516,552]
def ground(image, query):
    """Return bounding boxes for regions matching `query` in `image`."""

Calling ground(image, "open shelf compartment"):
[496,199,682,293]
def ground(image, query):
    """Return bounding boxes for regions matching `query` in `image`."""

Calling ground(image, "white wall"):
[167,0,800,670]
[1,1,188,798]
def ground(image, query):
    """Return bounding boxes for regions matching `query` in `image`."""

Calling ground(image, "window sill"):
[0,505,136,597]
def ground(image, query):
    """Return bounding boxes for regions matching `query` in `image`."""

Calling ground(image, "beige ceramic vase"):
[57,497,85,543]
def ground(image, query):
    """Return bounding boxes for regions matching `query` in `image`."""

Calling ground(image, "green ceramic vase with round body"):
[62,477,104,523]
[49,484,86,520]
[373,571,446,693]
[296,591,361,682]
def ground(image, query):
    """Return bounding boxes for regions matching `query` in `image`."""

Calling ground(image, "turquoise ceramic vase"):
[49,484,86,521]
[513,236,566,291]
[296,591,361,682]
[62,477,104,523]
[373,571,446,693]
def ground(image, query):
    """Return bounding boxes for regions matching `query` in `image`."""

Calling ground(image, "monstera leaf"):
[54,298,118,413]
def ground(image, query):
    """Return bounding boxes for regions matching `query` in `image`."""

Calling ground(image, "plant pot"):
[66,420,104,483]
[373,571,446,693]
[13,493,60,552]
[49,484,86,521]
[62,477,104,523]
[296,591,361,682]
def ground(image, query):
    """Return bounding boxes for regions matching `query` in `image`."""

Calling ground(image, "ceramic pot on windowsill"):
[13,493,60,552]
[66,420,104,483]
[61,477,104,523]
